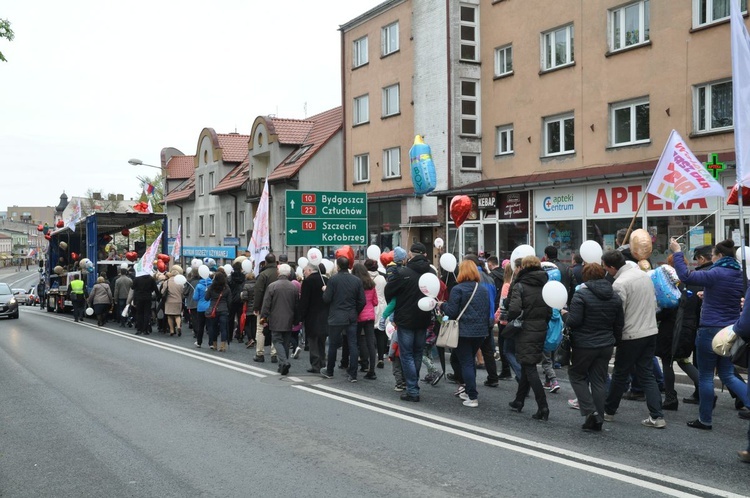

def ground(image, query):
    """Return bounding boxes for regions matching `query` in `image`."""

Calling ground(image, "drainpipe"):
[229,192,239,256]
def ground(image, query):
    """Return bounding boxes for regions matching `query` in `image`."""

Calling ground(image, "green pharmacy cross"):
[704,153,726,180]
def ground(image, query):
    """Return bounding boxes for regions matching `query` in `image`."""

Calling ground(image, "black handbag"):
[732,337,749,368]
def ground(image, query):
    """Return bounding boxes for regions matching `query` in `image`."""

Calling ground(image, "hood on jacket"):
[406,255,433,275]
[516,268,548,287]
[199,278,212,288]
[584,278,614,300]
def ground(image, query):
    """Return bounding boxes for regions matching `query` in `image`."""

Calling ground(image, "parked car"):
[0,283,20,319]
[12,288,29,306]
[26,287,40,306]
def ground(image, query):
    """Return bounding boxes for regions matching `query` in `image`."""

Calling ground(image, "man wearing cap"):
[385,242,437,402]
[261,264,300,376]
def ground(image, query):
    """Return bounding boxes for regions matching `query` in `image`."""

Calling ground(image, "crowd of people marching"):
[75,233,750,464]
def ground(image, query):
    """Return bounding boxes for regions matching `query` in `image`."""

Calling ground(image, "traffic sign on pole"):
[285,191,367,246]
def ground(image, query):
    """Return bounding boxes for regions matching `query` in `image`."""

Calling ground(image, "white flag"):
[66,198,83,230]
[170,224,181,262]
[732,0,750,185]
[147,199,154,214]
[247,178,270,276]
[647,130,726,206]
[134,232,163,277]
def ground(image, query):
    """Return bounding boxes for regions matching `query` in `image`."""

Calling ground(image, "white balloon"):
[198,264,210,279]
[307,248,323,266]
[223,264,233,275]
[542,280,568,309]
[297,257,309,269]
[579,240,603,264]
[418,273,441,298]
[85,307,94,316]
[321,258,334,274]
[120,263,129,270]
[207,258,217,268]
[366,245,381,260]
[510,245,536,270]
[191,258,201,269]
[439,253,457,273]
[418,296,437,311]
[174,274,187,286]
[241,259,253,274]
[434,237,444,249]
[295,266,304,279]
[736,246,750,261]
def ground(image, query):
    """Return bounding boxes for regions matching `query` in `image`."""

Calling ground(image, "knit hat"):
[501,259,510,269]
[393,246,407,263]
[410,242,427,255]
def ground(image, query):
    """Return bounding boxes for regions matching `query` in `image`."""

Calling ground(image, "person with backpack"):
[564,263,623,432]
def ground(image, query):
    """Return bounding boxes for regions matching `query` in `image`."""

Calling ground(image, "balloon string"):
[673,209,719,241]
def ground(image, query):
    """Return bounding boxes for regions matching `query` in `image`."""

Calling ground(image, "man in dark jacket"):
[384,242,436,402]
[321,257,365,381]
[130,271,160,335]
[253,253,278,362]
[261,264,299,376]
[299,263,329,373]
[228,261,246,342]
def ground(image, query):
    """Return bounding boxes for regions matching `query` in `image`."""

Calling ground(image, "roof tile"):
[166,155,195,180]
[217,133,250,163]
[164,174,195,203]
[269,118,315,145]
[211,160,249,194]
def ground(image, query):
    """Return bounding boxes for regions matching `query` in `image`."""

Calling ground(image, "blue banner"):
[182,246,237,259]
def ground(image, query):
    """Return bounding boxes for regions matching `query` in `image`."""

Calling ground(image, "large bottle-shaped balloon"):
[409,135,437,196]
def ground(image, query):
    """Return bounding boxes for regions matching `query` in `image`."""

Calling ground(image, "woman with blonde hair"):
[162,267,185,336]
[440,259,491,407]
[88,276,113,327]
[507,255,551,420]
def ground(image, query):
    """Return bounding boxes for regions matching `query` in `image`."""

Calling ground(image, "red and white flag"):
[135,232,163,277]
[247,178,270,276]
[647,130,725,207]
[731,0,750,185]
[147,199,154,214]
[170,224,181,262]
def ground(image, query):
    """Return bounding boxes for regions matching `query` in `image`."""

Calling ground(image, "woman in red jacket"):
[353,263,380,380]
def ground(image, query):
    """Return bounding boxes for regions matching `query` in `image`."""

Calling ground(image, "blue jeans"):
[503,336,522,381]
[696,327,750,425]
[397,327,427,396]
[207,312,229,343]
[326,323,358,379]
[454,336,485,400]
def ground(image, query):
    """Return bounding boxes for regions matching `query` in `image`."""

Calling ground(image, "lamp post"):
[129,158,169,256]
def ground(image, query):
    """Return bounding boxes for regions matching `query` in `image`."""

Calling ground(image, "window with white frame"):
[494,44,513,77]
[541,24,574,70]
[198,175,204,196]
[695,80,733,133]
[354,154,369,183]
[238,211,245,233]
[353,36,368,67]
[460,4,479,61]
[460,79,479,135]
[382,22,399,56]
[496,125,514,155]
[383,147,401,178]
[610,1,650,51]
[226,212,232,235]
[611,97,650,146]
[461,153,481,171]
[208,172,215,190]
[209,214,215,236]
[382,84,400,117]
[694,0,747,27]
[199,215,205,236]
[353,94,369,125]
[543,113,575,156]
[186,217,191,237]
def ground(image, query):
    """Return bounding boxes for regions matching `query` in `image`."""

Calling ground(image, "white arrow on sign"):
[288,229,298,234]
[290,200,295,209]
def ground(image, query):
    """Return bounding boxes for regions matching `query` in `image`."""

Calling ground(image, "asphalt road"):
[1,269,749,497]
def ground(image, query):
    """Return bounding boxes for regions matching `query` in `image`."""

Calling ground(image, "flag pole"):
[739,182,747,291]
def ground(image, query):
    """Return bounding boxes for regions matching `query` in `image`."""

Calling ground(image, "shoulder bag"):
[500,284,524,339]
[437,283,478,349]
[207,290,223,319]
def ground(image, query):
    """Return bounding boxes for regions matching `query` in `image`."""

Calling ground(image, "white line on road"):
[294,384,746,498]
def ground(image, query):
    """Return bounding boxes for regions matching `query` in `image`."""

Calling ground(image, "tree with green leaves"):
[0,18,14,63]
[137,174,164,213]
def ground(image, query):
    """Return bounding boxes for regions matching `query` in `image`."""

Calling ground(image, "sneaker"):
[431,371,444,386]
[549,380,561,393]
[459,392,469,401]
[320,369,333,379]
[463,398,479,408]
[400,393,420,402]
[603,413,615,422]
[346,375,357,383]
[394,384,406,392]
[376,360,384,369]
[568,398,580,410]
[271,355,278,364]
[281,364,291,376]
[484,379,499,387]
[553,362,562,369]
[543,381,551,390]
[423,374,436,383]
[446,373,457,383]
[642,416,666,429]
[453,385,466,397]
[292,346,302,359]
[687,419,712,430]
[194,341,201,348]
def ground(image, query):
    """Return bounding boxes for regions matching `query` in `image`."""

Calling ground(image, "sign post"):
[285,191,368,246]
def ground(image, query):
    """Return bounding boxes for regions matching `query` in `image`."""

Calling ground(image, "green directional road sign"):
[285,190,368,246]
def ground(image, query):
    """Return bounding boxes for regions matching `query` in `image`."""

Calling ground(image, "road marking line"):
[296,384,744,498]
[42,313,270,378]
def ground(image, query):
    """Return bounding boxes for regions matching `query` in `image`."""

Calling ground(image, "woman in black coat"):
[299,264,329,373]
[507,256,551,420]
[564,263,623,431]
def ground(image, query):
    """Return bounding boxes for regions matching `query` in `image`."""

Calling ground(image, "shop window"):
[610,97,650,146]
[609,1,650,52]
[693,0,747,27]
[586,218,633,252]
[534,220,582,263]
[541,23,574,71]
[543,113,575,156]
[695,80,733,133]
[647,214,715,266]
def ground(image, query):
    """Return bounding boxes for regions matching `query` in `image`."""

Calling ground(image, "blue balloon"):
[409,136,437,196]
